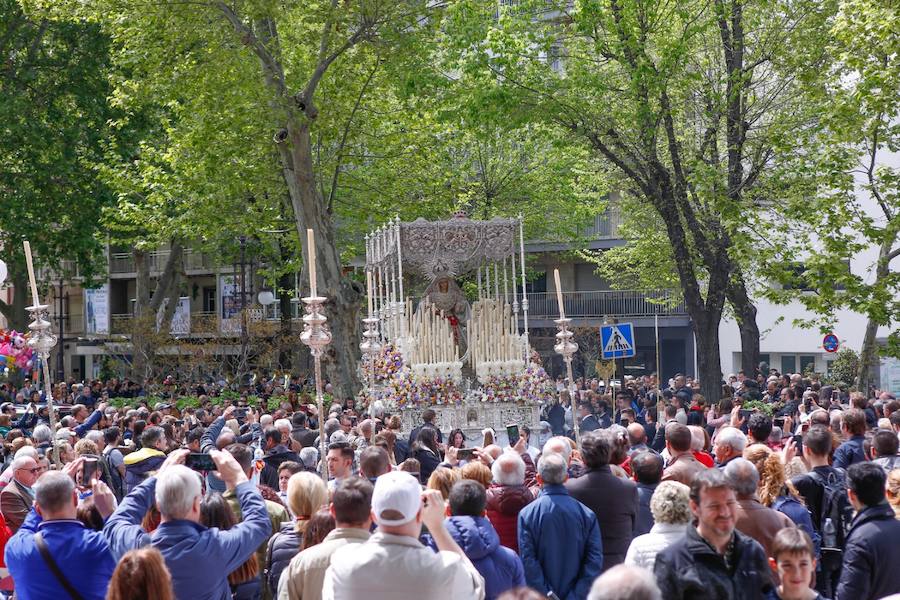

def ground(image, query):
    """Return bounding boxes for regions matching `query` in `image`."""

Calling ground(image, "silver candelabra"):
[554,317,580,445]
[359,316,382,409]
[27,302,60,466]
[300,295,332,481]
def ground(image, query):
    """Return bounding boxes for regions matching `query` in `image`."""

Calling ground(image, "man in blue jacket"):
[444,479,525,600]
[835,462,900,600]
[518,452,603,600]
[833,409,868,470]
[103,448,270,600]
[6,466,116,600]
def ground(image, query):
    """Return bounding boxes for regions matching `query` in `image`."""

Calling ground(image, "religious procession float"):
[359,213,567,436]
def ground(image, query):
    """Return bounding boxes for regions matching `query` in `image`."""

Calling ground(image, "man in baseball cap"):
[322,470,485,600]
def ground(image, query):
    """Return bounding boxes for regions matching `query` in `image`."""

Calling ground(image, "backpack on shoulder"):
[807,469,854,554]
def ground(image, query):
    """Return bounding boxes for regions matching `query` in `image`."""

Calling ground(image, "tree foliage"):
[0,0,115,328]
[763,0,899,390]
[438,0,832,398]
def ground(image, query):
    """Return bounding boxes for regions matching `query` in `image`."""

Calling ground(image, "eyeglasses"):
[17,467,42,475]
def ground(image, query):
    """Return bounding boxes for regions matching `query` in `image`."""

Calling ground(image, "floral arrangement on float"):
[361,343,405,382]
[410,361,463,384]
[478,364,554,405]
[475,359,526,384]
[387,367,463,408]
[518,364,555,404]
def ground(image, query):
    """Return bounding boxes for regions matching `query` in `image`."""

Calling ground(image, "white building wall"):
[720,144,898,378]
[718,301,889,376]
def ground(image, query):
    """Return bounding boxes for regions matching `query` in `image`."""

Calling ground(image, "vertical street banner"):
[219,275,241,334]
[157,297,191,335]
[84,285,110,335]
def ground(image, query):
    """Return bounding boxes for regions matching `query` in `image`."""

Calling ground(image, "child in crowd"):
[768,527,827,600]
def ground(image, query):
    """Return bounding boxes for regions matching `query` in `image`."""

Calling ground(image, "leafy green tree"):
[0,0,114,329]
[440,0,832,400]
[764,0,898,393]
[828,348,860,389]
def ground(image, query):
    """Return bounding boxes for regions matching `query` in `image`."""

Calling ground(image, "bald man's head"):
[627,422,646,446]
[542,436,573,465]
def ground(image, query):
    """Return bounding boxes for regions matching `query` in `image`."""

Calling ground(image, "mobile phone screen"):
[457,448,476,460]
[186,452,216,472]
[506,424,519,444]
[82,457,98,482]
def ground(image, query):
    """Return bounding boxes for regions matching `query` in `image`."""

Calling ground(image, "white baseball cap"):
[371,471,422,526]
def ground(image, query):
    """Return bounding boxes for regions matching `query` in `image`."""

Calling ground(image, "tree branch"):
[214,2,286,95]
[327,59,379,213]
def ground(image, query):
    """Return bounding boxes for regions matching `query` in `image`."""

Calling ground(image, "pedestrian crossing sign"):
[600,323,635,359]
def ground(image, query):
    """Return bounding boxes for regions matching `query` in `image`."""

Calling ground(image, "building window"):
[800,355,816,374]
[782,355,797,375]
[202,287,216,313]
[759,354,771,370]
[526,272,547,294]
[782,261,849,291]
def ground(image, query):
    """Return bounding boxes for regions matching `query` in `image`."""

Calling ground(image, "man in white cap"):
[322,471,485,600]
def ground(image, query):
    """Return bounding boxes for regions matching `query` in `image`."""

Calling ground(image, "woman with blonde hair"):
[743,444,819,547]
[887,469,900,519]
[106,547,174,600]
[264,472,328,596]
[372,430,397,466]
[460,461,493,488]
[427,466,461,501]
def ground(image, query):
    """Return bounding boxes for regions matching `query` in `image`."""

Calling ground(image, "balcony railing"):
[526,290,685,318]
[109,249,217,275]
[87,290,683,339]
[583,209,623,239]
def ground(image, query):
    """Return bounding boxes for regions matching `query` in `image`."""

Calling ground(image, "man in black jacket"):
[290,411,317,448]
[565,429,637,571]
[835,462,900,600]
[577,403,603,434]
[654,468,773,600]
[407,408,443,446]
[631,450,663,536]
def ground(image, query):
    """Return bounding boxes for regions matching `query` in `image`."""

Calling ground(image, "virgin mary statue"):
[423,275,470,347]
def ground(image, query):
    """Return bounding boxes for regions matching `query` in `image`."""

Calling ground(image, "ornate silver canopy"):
[368,214,518,280]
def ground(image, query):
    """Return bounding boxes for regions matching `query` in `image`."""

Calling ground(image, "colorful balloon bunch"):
[0,330,35,372]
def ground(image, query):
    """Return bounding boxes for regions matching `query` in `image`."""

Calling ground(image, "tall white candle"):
[553,268,565,319]
[23,241,40,306]
[366,270,374,316]
[306,229,317,297]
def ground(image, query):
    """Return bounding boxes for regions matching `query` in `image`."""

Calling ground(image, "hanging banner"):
[157,297,191,335]
[219,275,241,334]
[84,285,110,335]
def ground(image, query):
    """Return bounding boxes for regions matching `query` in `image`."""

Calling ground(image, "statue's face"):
[438,280,449,293]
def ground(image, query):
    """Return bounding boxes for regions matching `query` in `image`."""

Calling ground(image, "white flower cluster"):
[410,361,464,382]
[475,359,526,384]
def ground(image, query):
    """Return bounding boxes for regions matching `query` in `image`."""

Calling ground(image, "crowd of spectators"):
[0,369,897,600]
